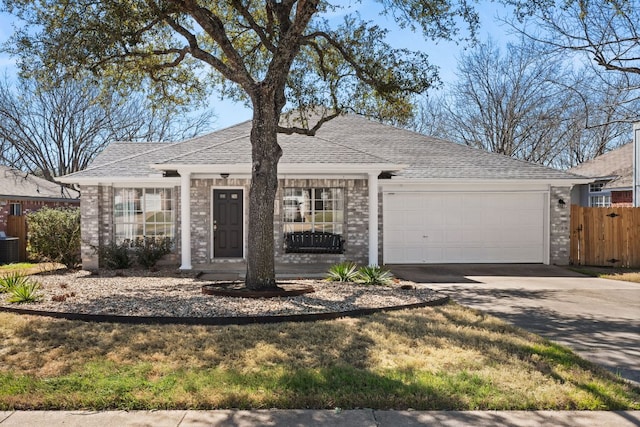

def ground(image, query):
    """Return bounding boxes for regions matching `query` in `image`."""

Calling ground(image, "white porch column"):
[368,172,379,267]
[180,171,192,270]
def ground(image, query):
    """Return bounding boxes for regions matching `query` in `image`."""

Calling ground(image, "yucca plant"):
[326,261,359,282]
[8,281,42,304]
[0,271,30,293]
[356,265,394,286]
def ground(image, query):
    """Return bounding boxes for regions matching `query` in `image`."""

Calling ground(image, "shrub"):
[356,265,394,286]
[95,237,172,270]
[327,262,359,282]
[97,242,133,270]
[27,207,81,269]
[133,237,173,268]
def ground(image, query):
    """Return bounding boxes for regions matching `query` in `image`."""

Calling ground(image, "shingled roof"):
[568,143,632,189]
[0,165,79,200]
[63,114,581,182]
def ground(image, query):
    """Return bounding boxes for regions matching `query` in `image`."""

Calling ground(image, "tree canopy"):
[3,0,481,288]
[3,1,478,124]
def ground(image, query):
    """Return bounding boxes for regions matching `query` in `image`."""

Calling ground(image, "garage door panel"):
[513,227,544,244]
[425,229,444,243]
[384,192,545,264]
[428,250,446,263]
[445,229,463,243]
[403,230,427,245]
[405,211,425,225]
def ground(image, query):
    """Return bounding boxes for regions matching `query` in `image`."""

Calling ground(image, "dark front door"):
[213,189,243,258]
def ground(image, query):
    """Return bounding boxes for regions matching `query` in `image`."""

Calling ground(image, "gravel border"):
[0,269,449,325]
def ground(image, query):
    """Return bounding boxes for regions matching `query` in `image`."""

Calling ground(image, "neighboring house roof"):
[569,143,633,189]
[62,114,583,182]
[0,165,80,200]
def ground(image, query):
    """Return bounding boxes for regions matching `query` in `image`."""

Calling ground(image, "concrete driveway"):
[390,264,640,385]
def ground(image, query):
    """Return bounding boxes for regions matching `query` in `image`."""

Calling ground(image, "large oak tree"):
[4,0,479,289]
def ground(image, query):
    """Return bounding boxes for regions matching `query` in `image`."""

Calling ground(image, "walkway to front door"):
[213,189,243,258]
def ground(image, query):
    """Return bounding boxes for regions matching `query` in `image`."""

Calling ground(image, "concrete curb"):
[1,410,639,427]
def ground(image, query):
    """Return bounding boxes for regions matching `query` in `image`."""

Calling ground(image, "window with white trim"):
[589,195,611,207]
[114,188,174,243]
[589,182,606,193]
[283,188,344,234]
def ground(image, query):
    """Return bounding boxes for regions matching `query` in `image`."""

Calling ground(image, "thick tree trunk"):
[245,90,283,290]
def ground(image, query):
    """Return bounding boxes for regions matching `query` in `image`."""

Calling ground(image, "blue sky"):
[0,1,515,129]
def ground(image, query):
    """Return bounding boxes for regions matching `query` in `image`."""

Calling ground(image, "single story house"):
[59,115,589,270]
[569,143,634,207]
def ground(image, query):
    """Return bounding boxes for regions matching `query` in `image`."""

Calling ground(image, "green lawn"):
[0,263,38,272]
[0,304,638,410]
[0,262,65,276]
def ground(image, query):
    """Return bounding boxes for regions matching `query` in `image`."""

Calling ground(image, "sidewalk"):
[2,410,640,426]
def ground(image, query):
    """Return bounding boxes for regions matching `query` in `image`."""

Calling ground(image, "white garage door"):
[383,192,546,264]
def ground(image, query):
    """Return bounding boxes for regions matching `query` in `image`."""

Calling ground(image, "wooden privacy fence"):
[570,205,640,267]
[6,215,27,262]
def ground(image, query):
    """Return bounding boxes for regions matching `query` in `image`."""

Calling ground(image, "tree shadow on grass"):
[438,286,640,385]
[1,310,468,409]
[379,305,640,409]
[2,302,639,410]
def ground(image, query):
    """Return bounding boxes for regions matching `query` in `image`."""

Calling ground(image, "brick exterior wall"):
[273,178,369,265]
[187,178,248,264]
[81,185,119,269]
[80,185,100,269]
[81,179,573,268]
[0,198,79,234]
[82,184,180,269]
[550,186,571,265]
[181,177,370,265]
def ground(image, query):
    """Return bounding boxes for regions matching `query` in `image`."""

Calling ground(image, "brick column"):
[80,185,100,270]
[550,186,571,265]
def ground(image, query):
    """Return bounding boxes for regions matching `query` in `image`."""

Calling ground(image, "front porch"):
[179,173,382,271]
